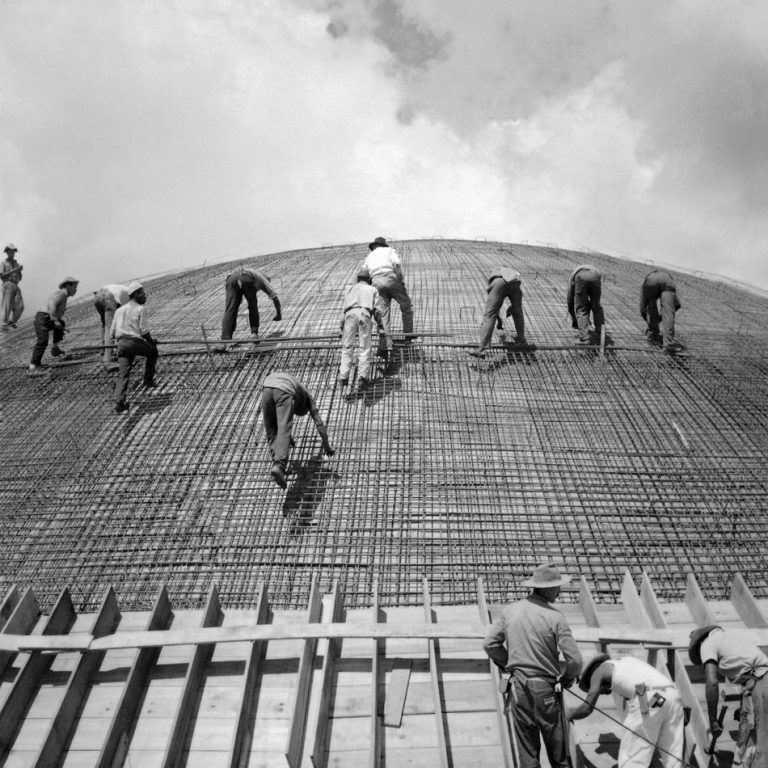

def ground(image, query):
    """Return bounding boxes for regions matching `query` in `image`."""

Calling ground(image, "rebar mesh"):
[0,239,766,611]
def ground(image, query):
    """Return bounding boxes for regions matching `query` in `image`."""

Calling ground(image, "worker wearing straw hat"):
[93,282,131,370]
[469,268,526,358]
[567,653,684,768]
[1,244,24,330]
[28,276,79,376]
[261,371,335,489]
[110,281,159,414]
[483,563,582,768]
[689,625,768,768]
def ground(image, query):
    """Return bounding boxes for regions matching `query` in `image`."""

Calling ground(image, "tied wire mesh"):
[0,239,767,612]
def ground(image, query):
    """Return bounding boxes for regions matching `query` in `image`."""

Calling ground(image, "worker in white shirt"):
[110,281,158,414]
[94,283,131,370]
[363,237,413,359]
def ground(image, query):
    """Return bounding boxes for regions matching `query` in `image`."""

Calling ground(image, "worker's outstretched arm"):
[566,667,605,721]
[704,661,722,737]
[309,402,335,456]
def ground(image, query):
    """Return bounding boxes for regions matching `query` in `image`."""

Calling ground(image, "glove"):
[324,444,336,457]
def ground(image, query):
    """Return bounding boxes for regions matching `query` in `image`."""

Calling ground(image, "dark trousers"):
[222,275,260,339]
[642,273,681,347]
[573,269,604,340]
[511,677,568,768]
[261,387,295,472]
[479,277,524,349]
[31,312,65,366]
[114,337,158,404]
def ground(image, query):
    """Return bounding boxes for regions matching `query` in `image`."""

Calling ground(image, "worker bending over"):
[640,270,683,353]
[470,268,526,357]
[567,264,604,345]
[220,266,281,346]
[568,653,684,768]
[28,277,79,375]
[261,371,335,489]
[94,283,131,370]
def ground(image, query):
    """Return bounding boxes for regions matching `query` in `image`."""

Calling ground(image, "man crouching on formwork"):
[339,267,383,392]
[261,371,335,489]
[483,564,582,768]
[567,653,684,768]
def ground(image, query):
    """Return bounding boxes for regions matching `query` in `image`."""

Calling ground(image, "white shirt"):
[700,628,768,684]
[110,300,150,340]
[364,247,403,281]
[103,284,131,305]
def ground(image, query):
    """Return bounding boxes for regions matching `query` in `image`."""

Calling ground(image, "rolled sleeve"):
[483,616,509,669]
[557,618,582,681]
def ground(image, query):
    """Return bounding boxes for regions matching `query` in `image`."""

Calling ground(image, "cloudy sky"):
[2,0,767,314]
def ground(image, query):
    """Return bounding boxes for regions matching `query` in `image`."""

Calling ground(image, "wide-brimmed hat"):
[579,653,610,691]
[4,244,18,253]
[58,276,79,288]
[522,563,571,588]
[127,280,144,297]
[368,236,387,250]
[688,625,721,666]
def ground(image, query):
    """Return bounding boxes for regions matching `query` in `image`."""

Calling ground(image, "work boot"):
[515,336,528,346]
[144,379,158,388]
[468,348,486,358]
[338,377,349,387]
[575,337,591,345]
[250,332,260,344]
[358,377,370,391]
[27,364,47,377]
[51,344,66,357]
[115,401,129,414]
[664,341,685,354]
[104,363,119,372]
[270,464,287,489]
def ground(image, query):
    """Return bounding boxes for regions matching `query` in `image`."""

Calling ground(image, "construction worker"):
[220,265,281,346]
[689,625,768,768]
[110,282,158,414]
[1,244,24,330]
[567,264,604,345]
[568,653,684,768]
[482,563,582,768]
[339,267,382,391]
[28,277,79,376]
[261,371,335,489]
[363,236,413,358]
[93,283,131,370]
[469,269,526,358]
[640,270,683,353]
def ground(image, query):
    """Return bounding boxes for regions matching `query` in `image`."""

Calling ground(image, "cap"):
[127,281,144,297]
[579,653,611,691]
[688,625,721,666]
[58,276,79,289]
[357,267,371,281]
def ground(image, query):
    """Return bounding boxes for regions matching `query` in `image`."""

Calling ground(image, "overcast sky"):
[2,0,767,315]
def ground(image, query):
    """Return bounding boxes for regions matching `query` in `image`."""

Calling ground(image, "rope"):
[564,687,695,768]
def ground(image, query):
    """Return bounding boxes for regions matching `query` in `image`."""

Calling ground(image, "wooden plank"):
[578,576,600,629]
[33,586,121,768]
[228,582,269,768]
[685,573,717,627]
[476,577,514,768]
[310,581,344,768]
[620,570,658,667]
[369,578,381,768]
[0,585,20,628]
[730,573,768,628]
[284,575,322,768]
[161,582,223,768]
[0,589,75,759]
[639,571,709,765]
[423,579,449,768]
[0,587,39,678]
[96,585,173,768]
[7,622,691,654]
[383,663,412,727]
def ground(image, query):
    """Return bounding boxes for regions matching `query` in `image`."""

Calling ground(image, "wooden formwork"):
[1,571,767,768]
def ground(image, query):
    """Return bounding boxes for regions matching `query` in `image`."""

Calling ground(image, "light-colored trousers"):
[619,689,684,768]
[340,309,373,380]
[94,289,120,364]
[372,274,413,351]
[1,282,23,326]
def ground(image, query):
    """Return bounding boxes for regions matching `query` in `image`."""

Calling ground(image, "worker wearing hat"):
[110,281,159,413]
[689,625,768,768]
[93,282,132,370]
[1,244,24,330]
[483,563,582,768]
[469,267,526,358]
[567,653,684,768]
[28,276,79,375]
[363,236,414,358]
[338,266,383,391]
